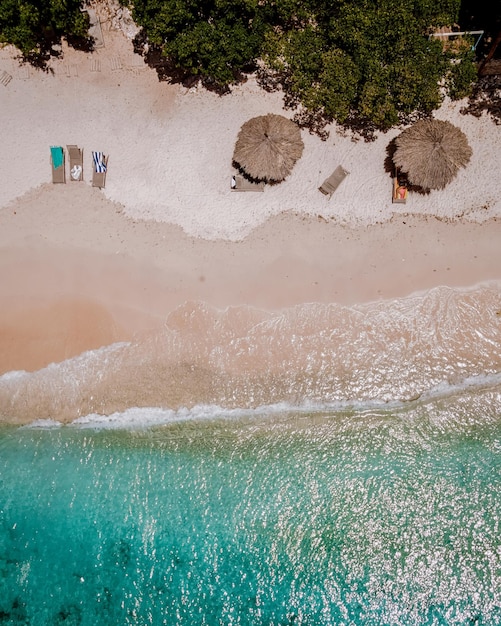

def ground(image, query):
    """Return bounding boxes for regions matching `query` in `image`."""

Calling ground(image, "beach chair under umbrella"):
[393,119,472,191]
[233,114,304,183]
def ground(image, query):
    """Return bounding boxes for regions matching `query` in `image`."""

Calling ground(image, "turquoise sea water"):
[1,394,500,625]
[1,285,501,624]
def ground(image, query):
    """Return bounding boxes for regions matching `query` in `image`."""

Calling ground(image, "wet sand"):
[1,184,500,374]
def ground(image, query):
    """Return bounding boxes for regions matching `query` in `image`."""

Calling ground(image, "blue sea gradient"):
[0,395,500,625]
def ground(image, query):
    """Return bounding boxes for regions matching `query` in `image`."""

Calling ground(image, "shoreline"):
[1,17,500,386]
[1,183,500,375]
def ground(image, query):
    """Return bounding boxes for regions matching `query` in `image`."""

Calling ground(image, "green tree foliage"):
[263,27,359,124]
[444,37,479,100]
[122,0,476,133]
[0,0,89,63]
[123,0,270,88]
[262,0,473,135]
[0,0,475,134]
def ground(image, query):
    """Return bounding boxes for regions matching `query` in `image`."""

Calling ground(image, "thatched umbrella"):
[233,114,304,182]
[393,119,472,190]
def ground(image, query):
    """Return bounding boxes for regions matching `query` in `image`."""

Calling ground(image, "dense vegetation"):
[122,0,477,136]
[0,0,89,65]
[260,0,477,136]
[0,0,487,135]
[126,0,269,88]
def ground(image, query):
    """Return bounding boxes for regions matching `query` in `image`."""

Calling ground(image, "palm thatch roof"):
[233,114,304,182]
[393,119,472,190]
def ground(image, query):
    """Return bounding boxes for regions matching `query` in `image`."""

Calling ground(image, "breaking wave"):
[1,284,500,425]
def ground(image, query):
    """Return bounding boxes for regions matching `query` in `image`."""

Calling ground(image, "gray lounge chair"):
[0,70,12,87]
[85,8,105,49]
[67,145,83,181]
[231,174,265,192]
[319,165,349,196]
[92,151,108,188]
[50,146,65,184]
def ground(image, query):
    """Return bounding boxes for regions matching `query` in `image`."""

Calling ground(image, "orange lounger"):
[392,173,408,203]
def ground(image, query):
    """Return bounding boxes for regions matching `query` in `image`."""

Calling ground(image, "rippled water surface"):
[1,284,501,423]
[1,393,500,625]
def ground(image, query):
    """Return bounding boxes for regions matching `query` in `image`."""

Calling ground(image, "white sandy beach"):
[0,4,500,380]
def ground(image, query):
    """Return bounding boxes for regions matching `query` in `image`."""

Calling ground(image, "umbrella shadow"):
[384,138,431,195]
[231,161,284,187]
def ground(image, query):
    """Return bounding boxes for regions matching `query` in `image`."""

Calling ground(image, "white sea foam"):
[2,284,500,425]
[0,369,29,382]
[419,371,501,402]
[22,419,62,429]
[70,403,306,429]
[22,367,501,430]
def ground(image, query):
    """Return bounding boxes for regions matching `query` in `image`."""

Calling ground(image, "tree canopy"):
[260,0,476,136]
[0,0,89,64]
[122,0,476,135]
[0,0,479,135]
[125,0,270,88]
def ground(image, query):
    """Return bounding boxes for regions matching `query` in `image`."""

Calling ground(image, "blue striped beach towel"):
[92,151,107,173]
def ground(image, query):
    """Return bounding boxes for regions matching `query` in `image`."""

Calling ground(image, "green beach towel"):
[50,146,64,169]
